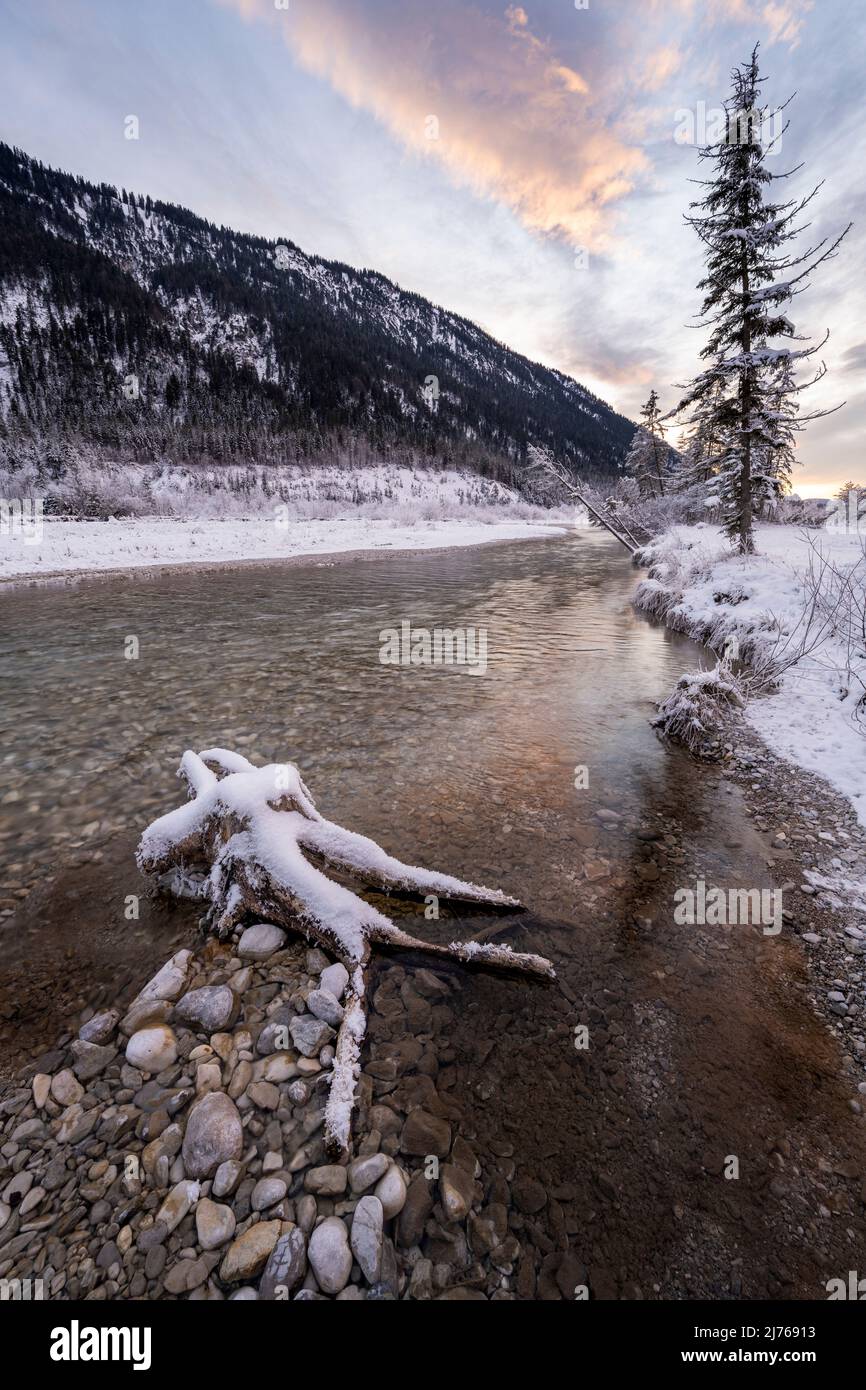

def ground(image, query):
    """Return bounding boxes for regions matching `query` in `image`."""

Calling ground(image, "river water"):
[4,531,863,1298]
[0,530,700,910]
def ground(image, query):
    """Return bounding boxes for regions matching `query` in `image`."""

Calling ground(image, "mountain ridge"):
[0,142,636,505]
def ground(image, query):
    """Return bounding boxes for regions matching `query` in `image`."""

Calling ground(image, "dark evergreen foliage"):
[672,48,850,551]
[0,143,636,490]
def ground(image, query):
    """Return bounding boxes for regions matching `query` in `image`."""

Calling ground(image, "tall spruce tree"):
[675,45,850,552]
[623,389,668,496]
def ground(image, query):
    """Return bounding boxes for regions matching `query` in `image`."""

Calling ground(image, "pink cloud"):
[221,0,648,251]
[219,0,815,255]
[760,0,813,48]
[636,44,685,93]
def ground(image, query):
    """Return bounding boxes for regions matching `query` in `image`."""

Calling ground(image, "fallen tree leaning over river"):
[137,748,555,1158]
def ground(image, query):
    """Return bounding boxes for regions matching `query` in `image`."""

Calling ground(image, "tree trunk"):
[739,211,754,553]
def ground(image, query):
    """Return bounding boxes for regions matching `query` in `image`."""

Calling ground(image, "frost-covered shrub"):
[0,445,565,523]
[588,479,703,543]
[652,663,743,754]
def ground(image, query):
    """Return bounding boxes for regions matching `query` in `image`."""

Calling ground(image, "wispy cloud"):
[654,0,813,49]
[724,0,812,48]
[223,0,649,251]
[224,0,817,258]
[840,342,866,376]
[636,44,686,94]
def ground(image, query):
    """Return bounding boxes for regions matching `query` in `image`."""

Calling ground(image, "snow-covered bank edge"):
[0,514,570,585]
[632,523,866,833]
[633,522,866,1104]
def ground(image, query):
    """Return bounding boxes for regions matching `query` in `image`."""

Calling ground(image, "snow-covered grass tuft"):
[652,662,744,754]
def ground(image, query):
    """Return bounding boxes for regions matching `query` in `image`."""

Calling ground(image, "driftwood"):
[137,748,555,1157]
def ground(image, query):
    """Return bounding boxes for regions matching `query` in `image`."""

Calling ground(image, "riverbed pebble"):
[320,963,349,1000]
[307,988,345,1028]
[237,924,286,961]
[182,1091,244,1178]
[351,1196,384,1283]
[174,985,238,1032]
[125,1026,178,1074]
[309,1217,353,1294]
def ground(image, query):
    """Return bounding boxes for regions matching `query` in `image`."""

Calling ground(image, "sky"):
[1,0,864,493]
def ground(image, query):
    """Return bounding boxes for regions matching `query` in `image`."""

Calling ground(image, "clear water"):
[0,531,701,910]
[5,531,857,1299]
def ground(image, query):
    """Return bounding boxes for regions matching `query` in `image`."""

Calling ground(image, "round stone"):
[289,1015,333,1057]
[174,986,238,1033]
[213,1160,244,1198]
[319,963,349,1000]
[307,989,344,1028]
[79,1009,120,1044]
[237,923,287,961]
[50,1069,84,1107]
[251,1177,288,1212]
[32,1074,51,1110]
[374,1164,407,1219]
[182,1091,243,1179]
[308,1217,352,1295]
[348,1153,390,1194]
[220,1221,281,1283]
[350,1196,384,1283]
[195,1197,236,1250]
[304,1165,348,1198]
[125,1026,178,1074]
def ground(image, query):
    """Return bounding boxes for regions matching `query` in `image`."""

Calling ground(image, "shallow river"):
[0,530,700,909]
[4,532,863,1298]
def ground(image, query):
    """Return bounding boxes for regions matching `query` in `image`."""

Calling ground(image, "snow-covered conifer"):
[624,390,669,497]
[674,45,850,552]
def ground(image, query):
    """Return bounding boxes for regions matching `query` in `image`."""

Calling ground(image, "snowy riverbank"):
[0,514,568,582]
[634,524,866,831]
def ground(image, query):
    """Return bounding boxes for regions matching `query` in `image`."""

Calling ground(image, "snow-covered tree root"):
[137,748,555,1158]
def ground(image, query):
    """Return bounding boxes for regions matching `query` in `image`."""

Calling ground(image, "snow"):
[141,753,388,964]
[324,990,367,1156]
[634,524,866,828]
[138,746,553,1154]
[0,513,566,581]
[303,816,519,907]
[448,939,556,977]
[651,662,743,752]
[804,867,866,916]
[748,283,793,303]
[139,750,520,965]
